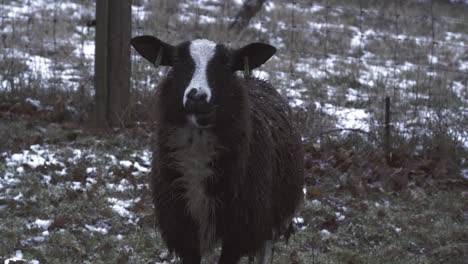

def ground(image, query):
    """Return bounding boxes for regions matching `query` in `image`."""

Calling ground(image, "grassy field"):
[0,117,467,263]
[1,0,468,263]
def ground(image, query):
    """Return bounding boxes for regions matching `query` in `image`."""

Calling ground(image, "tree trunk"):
[95,0,131,129]
[229,0,267,33]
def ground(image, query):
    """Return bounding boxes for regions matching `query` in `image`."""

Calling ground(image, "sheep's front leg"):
[181,251,201,264]
[255,240,272,264]
[218,242,242,264]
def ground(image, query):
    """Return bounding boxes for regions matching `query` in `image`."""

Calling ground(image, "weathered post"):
[95,0,131,128]
[384,96,391,162]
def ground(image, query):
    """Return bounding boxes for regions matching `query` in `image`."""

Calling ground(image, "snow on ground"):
[1,0,467,146]
[321,103,370,131]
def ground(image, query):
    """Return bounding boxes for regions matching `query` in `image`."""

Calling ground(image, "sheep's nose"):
[184,88,212,113]
[187,88,207,102]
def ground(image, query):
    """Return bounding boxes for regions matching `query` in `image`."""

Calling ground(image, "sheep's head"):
[131,36,276,128]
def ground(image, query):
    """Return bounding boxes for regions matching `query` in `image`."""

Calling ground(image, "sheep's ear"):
[130,35,174,66]
[232,43,276,71]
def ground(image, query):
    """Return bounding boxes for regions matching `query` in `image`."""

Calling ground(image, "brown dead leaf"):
[98,242,112,254]
[289,250,299,264]
[9,102,22,113]
[385,248,403,258]
[0,102,12,111]
[359,202,368,212]
[66,132,79,141]
[28,135,43,146]
[23,101,38,115]
[138,213,156,228]
[49,174,62,185]
[66,189,83,200]
[306,187,325,199]
[134,198,147,211]
[321,214,339,232]
[48,217,67,231]
[377,209,386,218]
[117,251,130,264]
[390,168,409,191]
[304,154,314,170]
[72,167,87,183]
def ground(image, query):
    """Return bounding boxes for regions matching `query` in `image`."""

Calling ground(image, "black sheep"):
[131,36,304,264]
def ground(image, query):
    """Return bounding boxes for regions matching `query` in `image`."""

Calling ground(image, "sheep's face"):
[131,36,276,128]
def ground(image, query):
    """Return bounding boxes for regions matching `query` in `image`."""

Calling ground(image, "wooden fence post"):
[95,0,131,128]
[384,96,391,161]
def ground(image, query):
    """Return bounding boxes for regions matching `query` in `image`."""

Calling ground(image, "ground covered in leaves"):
[1,110,467,264]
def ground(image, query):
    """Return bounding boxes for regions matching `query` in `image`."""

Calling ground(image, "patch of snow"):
[350,29,376,49]
[111,204,132,218]
[107,197,139,218]
[251,22,267,33]
[105,154,118,165]
[132,4,149,21]
[178,13,192,22]
[320,229,331,239]
[134,162,149,173]
[265,2,275,12]
[295,61,327,79]
[85,224,108,234]
[13,192,23,201]
[293,217,304,224]
[461,169,468,180]
[309,199,322,211]
[34,219,53,229]
[310,4,324,13]
[107,180,132,192]
[119,160,133,168]
[74,40,95,60]
[445,32,462,41]
[33,235,46,242]
[346,88,369,102]
[460,61,468,71]
[428,54,438,64]
[308,21,345,31]
[199,15,216,24]
[9,150,46,169]
[320,103,370,131]
[69,148,83,162]
[187,0,221,11]
[86,167,97,174]
[25,98,42,108]
[69,181,83,190]
[5,250,25,264]
[254,70,270,80]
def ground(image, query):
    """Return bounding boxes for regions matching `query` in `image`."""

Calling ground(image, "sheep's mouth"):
[187,111,216,128]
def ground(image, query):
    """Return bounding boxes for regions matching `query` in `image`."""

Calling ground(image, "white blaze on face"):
[183,39,216,107]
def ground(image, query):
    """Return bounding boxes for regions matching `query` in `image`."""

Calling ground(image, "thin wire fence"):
[1,0,467,153]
